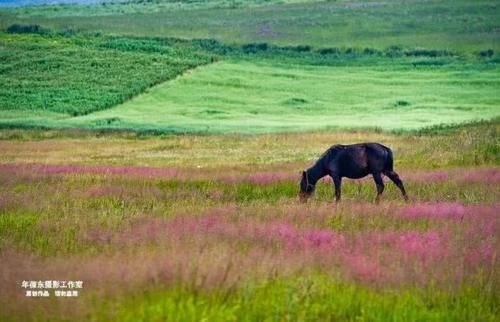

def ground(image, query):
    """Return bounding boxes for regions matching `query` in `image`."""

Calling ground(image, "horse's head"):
[299,170,315,203]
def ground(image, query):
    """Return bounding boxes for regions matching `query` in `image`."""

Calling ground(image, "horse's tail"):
[384,146,394,171]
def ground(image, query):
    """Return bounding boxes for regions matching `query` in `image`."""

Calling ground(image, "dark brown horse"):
[299,143,408,203]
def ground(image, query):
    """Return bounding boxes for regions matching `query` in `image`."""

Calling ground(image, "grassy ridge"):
[2,0,500,134]
[4,0,500,52]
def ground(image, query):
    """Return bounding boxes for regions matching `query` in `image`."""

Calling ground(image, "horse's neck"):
[307,163,326,185]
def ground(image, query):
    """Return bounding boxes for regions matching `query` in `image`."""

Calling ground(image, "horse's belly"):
[342,168,370,179]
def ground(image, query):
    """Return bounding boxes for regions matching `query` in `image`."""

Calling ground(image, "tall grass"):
[0,120,498,167]
[0,174,498,320]
[0,124,499,320]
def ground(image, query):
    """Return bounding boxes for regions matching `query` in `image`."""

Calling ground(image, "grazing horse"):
[299,143,408,203]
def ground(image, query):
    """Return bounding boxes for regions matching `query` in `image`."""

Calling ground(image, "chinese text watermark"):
[20,280,83,297]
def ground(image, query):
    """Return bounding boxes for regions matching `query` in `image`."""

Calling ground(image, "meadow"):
[73,60,500,133]
[0,0,499,320]
[1,0,500,133]
[1,30,499,133]
[0,122,499,321]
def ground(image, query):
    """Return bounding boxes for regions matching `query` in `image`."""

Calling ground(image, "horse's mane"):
[315,144,345,166]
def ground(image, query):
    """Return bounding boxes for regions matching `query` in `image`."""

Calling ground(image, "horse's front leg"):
[332,175,342,202]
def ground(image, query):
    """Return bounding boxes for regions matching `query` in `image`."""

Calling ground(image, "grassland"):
[1,0,500,133]
[71,60,500,133]
[2,0,499,52]
[1,31,499,133]
[0,0,499,320]
[0,123,499,321]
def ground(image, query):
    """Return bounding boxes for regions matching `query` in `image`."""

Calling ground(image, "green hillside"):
[1,31,499,133]
[0,0,499,133]
[3,0,500,52]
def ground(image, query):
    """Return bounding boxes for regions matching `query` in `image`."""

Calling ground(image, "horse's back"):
[364,142,391,153]
[328,143,393,175]
[329,143,391,156]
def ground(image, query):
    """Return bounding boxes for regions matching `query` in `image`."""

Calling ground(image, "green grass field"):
[1,0,500,133]
[1,32,499,133]
[70,60,500,133]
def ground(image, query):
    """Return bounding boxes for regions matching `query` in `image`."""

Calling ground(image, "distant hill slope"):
[2,0,499,52]
[0,0,116,7]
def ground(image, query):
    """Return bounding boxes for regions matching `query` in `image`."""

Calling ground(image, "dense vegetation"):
[0,31,214,116]
[0,123,498,321]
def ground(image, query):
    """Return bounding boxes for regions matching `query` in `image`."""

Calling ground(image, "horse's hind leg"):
[332,175,342,202]
[372,172,384,203]
[384,170,409,202]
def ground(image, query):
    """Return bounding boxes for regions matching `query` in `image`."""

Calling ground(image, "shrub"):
[405,48,454,57]
[293,45,312,52]
[317,47,341,55]
[479,49,494,58]
[363,47,380,55]
[384,45,403,58]
[6,24,45,34]
[242,43,269,53]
